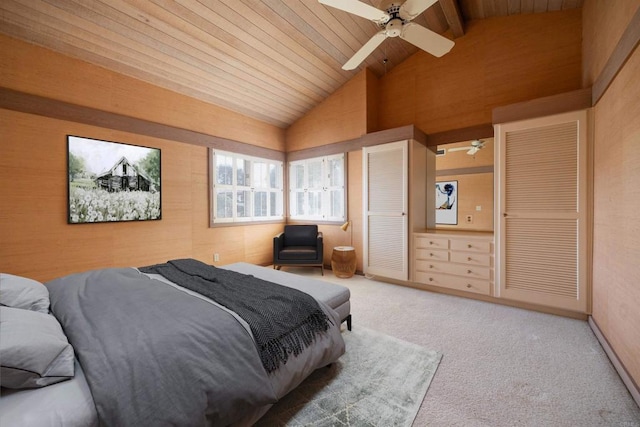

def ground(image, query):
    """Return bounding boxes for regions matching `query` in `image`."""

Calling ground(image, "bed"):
[0,260,351,426]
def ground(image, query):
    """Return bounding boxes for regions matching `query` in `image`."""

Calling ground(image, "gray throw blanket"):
[140,258,332,373]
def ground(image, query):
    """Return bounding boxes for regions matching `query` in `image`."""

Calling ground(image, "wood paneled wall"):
[0,35,285,282]
[435,172,493,231]
[585,0,640,393]
[376,9,582,134]
[285,69,371,152]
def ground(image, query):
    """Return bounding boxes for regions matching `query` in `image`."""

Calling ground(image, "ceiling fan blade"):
[399,0,438,21]
[447,147,472,152]
[400,23,455,57]
[318,0,389,23]
[342,31,388,70]
[467,147,480,155]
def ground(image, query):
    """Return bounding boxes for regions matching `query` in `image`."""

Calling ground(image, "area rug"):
[256,327,442,426]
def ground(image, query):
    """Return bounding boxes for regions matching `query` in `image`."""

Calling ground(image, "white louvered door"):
[495,110,588,312]
[363,140,408,280]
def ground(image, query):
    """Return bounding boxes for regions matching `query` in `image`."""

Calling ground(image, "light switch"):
[476,205,482,211]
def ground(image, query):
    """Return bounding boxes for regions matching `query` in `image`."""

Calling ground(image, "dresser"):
[413,230,494,296]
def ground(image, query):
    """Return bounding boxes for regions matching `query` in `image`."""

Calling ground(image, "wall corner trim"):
[286,124,428,161]
[592,6,640,105]
[426,124,494,147]
[0,87,284,161]
[492,88,593,124]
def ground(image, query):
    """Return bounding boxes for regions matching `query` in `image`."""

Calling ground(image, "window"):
[211,150,283,224]
[289,153,345,222]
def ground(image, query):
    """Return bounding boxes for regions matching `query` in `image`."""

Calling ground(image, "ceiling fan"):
[319,0,455,70]
[447,139,486,155]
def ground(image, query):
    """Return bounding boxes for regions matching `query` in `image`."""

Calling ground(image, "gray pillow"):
[0,306,75,389]
[0,273,50,313]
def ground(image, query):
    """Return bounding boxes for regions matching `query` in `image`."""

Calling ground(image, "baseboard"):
[589,316,640,408]
[379,277,588,320]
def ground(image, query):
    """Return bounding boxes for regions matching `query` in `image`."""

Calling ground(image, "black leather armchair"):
[273,225,324,275]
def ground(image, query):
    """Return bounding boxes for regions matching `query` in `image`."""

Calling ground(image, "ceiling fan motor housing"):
[385,19,404,37]
[376,1,404,27]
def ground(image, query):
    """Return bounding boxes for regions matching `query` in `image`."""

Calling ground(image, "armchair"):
[273,225,324,275]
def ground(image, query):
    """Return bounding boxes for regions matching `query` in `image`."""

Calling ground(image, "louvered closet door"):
[363,140,408,280]
[496,110,588,312]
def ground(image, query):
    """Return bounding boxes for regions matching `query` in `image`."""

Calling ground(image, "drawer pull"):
[430,253,434,257]
[429,277,433,282]
[467,244,472,248]
[430,265,434,269]
[429,241,434,245]
[467,269,472,274]
[467,257,472,261]
[466,284,472,288]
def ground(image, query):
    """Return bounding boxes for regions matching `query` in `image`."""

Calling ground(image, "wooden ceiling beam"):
[439,0,465,38]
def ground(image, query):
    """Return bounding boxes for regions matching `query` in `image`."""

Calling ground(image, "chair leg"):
[320,265,324,276]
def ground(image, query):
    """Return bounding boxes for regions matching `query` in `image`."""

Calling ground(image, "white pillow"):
[0,273,50,313]
[0,306,75,389]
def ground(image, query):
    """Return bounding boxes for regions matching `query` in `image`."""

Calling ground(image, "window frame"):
[210,149,284,226]
[288,153,347,224]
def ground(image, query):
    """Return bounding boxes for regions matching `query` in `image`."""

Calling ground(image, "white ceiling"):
[0,0,583,128]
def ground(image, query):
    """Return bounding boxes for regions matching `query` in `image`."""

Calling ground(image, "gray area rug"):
[256,327,442,426]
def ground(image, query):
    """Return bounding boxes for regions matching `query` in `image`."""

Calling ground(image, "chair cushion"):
[283,225,318,247]
[279,247,319,261]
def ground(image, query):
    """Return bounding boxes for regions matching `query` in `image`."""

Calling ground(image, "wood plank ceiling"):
[0,0,582,128]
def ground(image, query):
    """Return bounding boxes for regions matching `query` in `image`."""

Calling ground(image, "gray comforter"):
[46,267,345,426]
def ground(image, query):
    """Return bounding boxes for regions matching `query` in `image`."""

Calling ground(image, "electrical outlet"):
[465,215,473,224]
[214,253,220,262]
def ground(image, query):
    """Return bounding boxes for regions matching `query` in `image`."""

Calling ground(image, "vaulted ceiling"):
[0,0,583,128]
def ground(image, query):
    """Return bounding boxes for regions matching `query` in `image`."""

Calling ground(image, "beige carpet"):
[275,267,640,426]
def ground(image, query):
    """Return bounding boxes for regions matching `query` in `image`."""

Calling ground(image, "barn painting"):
[67,136,161,224]
[95,156,154,192]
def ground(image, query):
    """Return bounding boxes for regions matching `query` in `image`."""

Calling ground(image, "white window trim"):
[211,150,284,225]
[288,153,346,222]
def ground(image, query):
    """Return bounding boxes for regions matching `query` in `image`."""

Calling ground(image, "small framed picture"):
[435,180,457,225]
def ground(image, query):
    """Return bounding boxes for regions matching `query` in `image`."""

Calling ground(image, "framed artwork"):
[67,135,161,224]
[435,180,457,225]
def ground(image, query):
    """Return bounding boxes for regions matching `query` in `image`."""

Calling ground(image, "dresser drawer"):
[414,272,491,296]
[450,238,492,253]
[415,248,449,262]
[415,260,491,280]
[415,260,450,275]
[450,251,491,267]
[415,236,449,250]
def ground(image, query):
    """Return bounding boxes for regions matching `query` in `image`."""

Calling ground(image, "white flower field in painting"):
[69,187,161,223]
